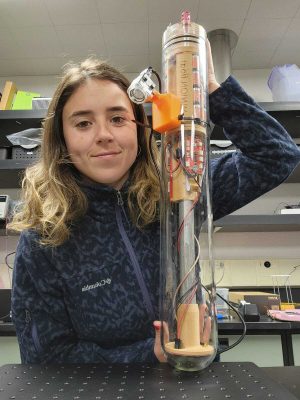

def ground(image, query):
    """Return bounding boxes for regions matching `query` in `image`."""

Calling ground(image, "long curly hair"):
[8,59,160,246]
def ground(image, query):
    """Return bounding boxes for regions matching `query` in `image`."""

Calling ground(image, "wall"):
[215,182,300,287]
[0,73,138,99]
[234,69,273,102]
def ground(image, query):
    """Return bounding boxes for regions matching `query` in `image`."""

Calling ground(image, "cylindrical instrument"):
[159,11,217,371]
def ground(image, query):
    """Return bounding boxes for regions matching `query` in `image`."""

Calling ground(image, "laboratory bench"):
[218,315,300,366]
[0,362,299,400]
[0,322,15,336]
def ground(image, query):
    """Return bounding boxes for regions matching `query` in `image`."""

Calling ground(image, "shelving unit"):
[0,104,299,233]
[1,104,300,187]
[0,109,45,188]
[214,214,300,232]
[0,159,32,188]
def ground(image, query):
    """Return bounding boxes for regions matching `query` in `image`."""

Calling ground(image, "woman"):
[10,51,300,364]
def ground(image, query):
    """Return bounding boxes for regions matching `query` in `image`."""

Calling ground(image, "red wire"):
[169,147,173,200]
[176,193,199,253]
[164,144,180,173]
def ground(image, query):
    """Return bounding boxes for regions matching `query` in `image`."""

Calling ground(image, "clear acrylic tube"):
[159,12,217,371]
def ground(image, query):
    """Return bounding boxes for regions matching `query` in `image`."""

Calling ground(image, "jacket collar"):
[78,178,130,218]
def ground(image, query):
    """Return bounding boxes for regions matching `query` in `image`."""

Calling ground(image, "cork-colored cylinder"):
[177,303,200,348]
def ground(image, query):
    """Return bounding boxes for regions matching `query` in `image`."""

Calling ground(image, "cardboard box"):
[229,291,280,315]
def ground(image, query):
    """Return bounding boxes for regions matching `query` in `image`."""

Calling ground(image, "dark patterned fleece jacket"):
[12,76,300,364]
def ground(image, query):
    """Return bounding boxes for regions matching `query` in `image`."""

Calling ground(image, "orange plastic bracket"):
[147,91,181,134]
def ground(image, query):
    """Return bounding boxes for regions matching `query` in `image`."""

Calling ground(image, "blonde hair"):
[8,59,160,246]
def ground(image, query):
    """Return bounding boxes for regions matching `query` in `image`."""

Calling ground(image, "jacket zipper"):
[25,309,42,355]
[115,191,155,320]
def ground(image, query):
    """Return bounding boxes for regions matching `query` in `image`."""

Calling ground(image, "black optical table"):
[0,362,298,400]
[262,366,300,399]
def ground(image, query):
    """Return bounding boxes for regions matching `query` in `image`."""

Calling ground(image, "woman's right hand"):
[206,39,221,94]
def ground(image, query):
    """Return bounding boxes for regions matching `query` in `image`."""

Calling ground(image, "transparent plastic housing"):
[159,15,217,371]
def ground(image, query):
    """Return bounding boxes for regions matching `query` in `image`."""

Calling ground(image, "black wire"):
[286,264,300,276]
[166,280,200,336]
[151,68,162,92]
[175,280,200,310]
[215,292,247,355]
[200,284,247,353]
[0,313,11,321]
[165,282,246,353]
[178,115,211,128]
[5,251,15,270]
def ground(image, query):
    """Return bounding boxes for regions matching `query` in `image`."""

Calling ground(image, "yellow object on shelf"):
[12,91,40,110]
[280,302,300,310]
[0,81,17,110]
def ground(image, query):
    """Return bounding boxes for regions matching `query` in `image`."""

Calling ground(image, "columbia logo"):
[82,278,112,292]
